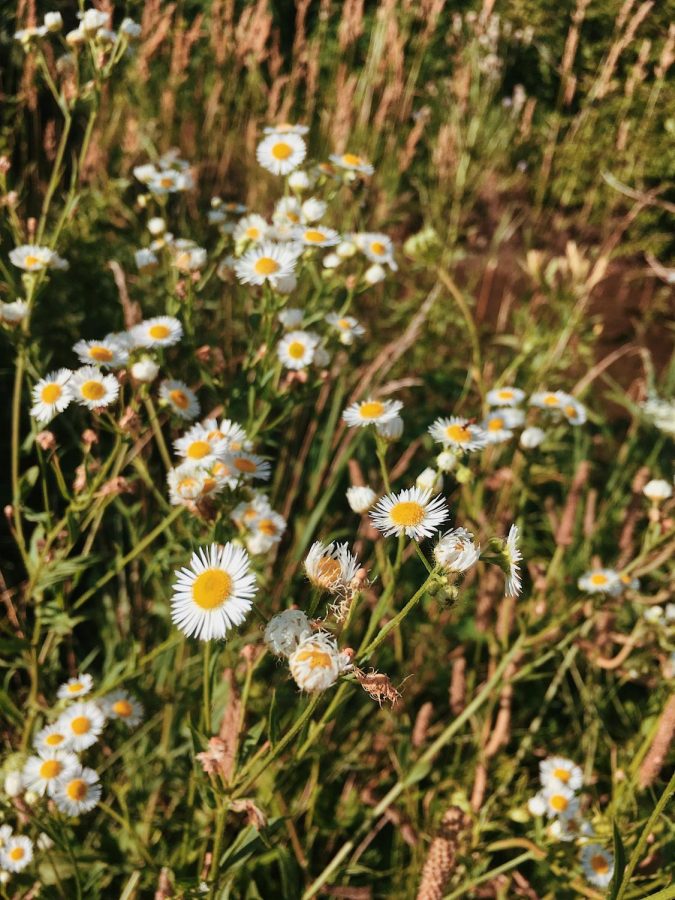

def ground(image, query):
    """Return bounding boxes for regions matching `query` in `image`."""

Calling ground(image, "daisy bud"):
[416,467,443,493]
[336,240,357,259]
[643,479,672,502]
[44,12,63,31]
[274,273,297,294]
[120,18,142,39]
[436,450,458,472]
[35,430,56,451]
[455,464,473,484]
[364,263,386,284]
[131,357,160,383]
[376,415,404,441]
[82,429,98,450]
[346,485,377,514]
[520,426,546,449]
[24,790,39,806]
[264,610,312,658]
[4,770,23,797]
[147,216,166,236]
[322,253,341,269]
[37,833,54,851]
[288,170,311,191]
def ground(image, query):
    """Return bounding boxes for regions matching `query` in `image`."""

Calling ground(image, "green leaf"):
[267,688,279,747]
[609,820,627,900]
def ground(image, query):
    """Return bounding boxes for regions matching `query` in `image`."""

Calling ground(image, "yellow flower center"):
[207,430,224,441]
[24,254,40,268]
[287,211,300,223]
[160,176,174,188]
[192,569,233,610]
[342,153,363,166]
[295,647,332,669]
[590,573,608,586]
[169,389,189,410]
[390,501,425,527]
[564,405,576,417]
[254,257,280,276]
[553,768,570,783]
[258,518,278,536]
[370,241,386,255]
[67,682,83,693]
[39,759,62,779]
[445,424,471,443]
[359,401,385,419]
[233,457,257,473]
[488,418,504,432]
[337,319,350,329]
[312,556,342,588]
[178,477,198,493]
[80,380,106,401]
[70,716,91,735]
[187,440,211,460]
[245,227,260,239]
[66,779,88,801]
[88,346,114,362]
[288,341,306,360]
[498,390,513,399]
[45,733,65,746]
[271,142,292,160]
[549,794,568,812]
[304,230,326,243]
[41,383,62,404]
[149,324,170,339]
[112,699,133,718]
[201,477,217,493]
[543,394,559,406]
[591,854,609,874]
[212,462,231,477]
[9,847,25,861]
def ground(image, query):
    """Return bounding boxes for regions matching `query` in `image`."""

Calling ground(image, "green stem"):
[203,641,212,735]
[208,802,229,899]
[144,396,172,470]
[358,568,438,661]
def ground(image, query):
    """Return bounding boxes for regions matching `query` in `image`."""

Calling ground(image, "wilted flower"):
[264,610,313,657]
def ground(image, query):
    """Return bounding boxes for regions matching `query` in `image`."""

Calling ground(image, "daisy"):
[328,152,374,175]
[561,397,587,425]
[1,835,33,873]
[264,610,313,657]
[233,214,269,244]
[33,722,72,753]
[148,169,193,194]
[541,785,580,819]
[504,524,523,597]
[273,197,302,226]
[234,241,301,287]
[159,380,200,420]
[295,226,340,248]
[69,367,119,410]
[278,307,304,329]
[53,765,101,816]
[171,543,257,641]
[58,701,105,751]
[231,494,274,528]
[482,408,525,444]
[22,749,79,797]
[530,390,566,410]
[57,673,94,701]
[325,313,365,345]
[289,632,351,692]
[353,232,396,268]
[174,425,229,465]
[643,479,672,501]
[371,487,449,540]
[101,690,144,727]
[130,316,183,349]
[580,845,614,888]
[172,244,207,272]
[226,450,271,481]
[246,509,287,554]
[342,398,403,428]
[539,756,583,792]
[263,122,309,135]
[30,369,73,423]
[257,133,306,176]
[434,528,480,574]
[428,416,487,452]
[346,485,377,514]
[277,330,319,370]
[486,386,526,407]
[167,463,212,505]
[9,244,61,272]
[305,541,360,594]
[73,338,128,368]
[377,415,404,440]
[202,418,249,452]
[520,426,546,449]
[578,569,622,595]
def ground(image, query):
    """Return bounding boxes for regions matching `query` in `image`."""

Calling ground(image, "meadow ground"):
[0,1,674,898]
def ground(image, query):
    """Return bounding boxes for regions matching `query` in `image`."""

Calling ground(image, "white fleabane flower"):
[434,528,480,574]
[329,152,374,175]
[58,701,105,751]
[643,479,672,501]
[482,408,525,444]
[371,488,449,540]
[277,330,320,370]
[226,450,271,482]
[520,426,546,449]
[325,313,365,345]
[504,524,523,597]
[539,756,583,792]
[305,541,361,595]
[57,673,94,701]
[171,543,257,641]
[529,390,566,410]
[428,416,487,453]
[416,467,443,494]
[641,394,675,436]
[257,133,306,175]
[134,248,159,272]
[69,367,119,410]
[288,170,312,190]
[167,463,217,505]
[300,197,326,222]
[541,785,580,820]
[342,398,403,428]
[561,397,587,425]
[130,316,183,348]
[33,723,72,753]
[264,610,313,657]
[159,380,200,420]
[1,835,33,872]
[436,450,459,472]
[289,632,351,692]
[263,123,309,135]
[22,749,79,797]
[120,17,141,38]
[44,12,63,31]
[80,8,109,35]
[527,793,547,816]
[73,337,128,368]
[52,765,101,816]
[294,226,340,248]
[580,845,614,888]
[234,241,301,287]
[486,386,526,407]
[245,509,287,554]
[30,369,73,423]
[101,690,144,727]
[346,485,377,514]
[147,217,166,235]
[278,307,304,329]
[376,415,404,441]
[353,232,397,269]
[0,300,29,323]
[10,244,67,272]
[233,214,269,245]
[577,568,622,595]
[174,424,229,465]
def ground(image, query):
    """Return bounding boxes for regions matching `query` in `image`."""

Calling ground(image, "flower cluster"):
[263,611,353,692]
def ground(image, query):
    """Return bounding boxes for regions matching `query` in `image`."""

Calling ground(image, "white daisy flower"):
[234,241,301,286]
[58,701,105,751]
[233,214,269,245]
[33,722,72,753]
[174,425,229,464]
[133,163,157,184]
[539,756,583,792]
[346,485,377,514]
[171,543,257,641]
[226,450,271,482]
[342,398,403,428]
[273,197,303,226]
[1,835,33,872]
[434,528,480,574]
[486,386,526,407]
[277,329,320,369]
[561,397,587,425]
[9,244,62,272]
[257,133,306,176]
[30,369,73,423]
[57,673,94,701]
[147,217,166,235]
[130,316,183,348]
[529,390,567,410]
[520,426,546,449]
[377,415,404,441]
[172,244,207,272]
[482,408,525,444]
[167,463,212,505]
[231,494,274,528]
[120,17,141,38]
[643,479,672,501]
[0,824,12,848]
[0,300,29,323]
[580,844,614,888]
[305,541,361,594]
[73,338,128,368]
[70,366,119,410]
[263,122,309,135]
[328,152,374,175]
[264,610,313,657]
[294,226,340,248]
[578,568,622,595]
[289,632,351,692]
[278,307,304,329]
[202,418,249,453]
[353,232,397,269]
[325,313,365,345]
[101,690,144,727]
[53,765,101,816]
[370,487,449,540]
[159,380,200,420]
[244,507,287,555]
[148,169,193,194]
[541,785,580,819]
[504,524,523,597]
[428,416,487,452]
[22,749,79,797]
